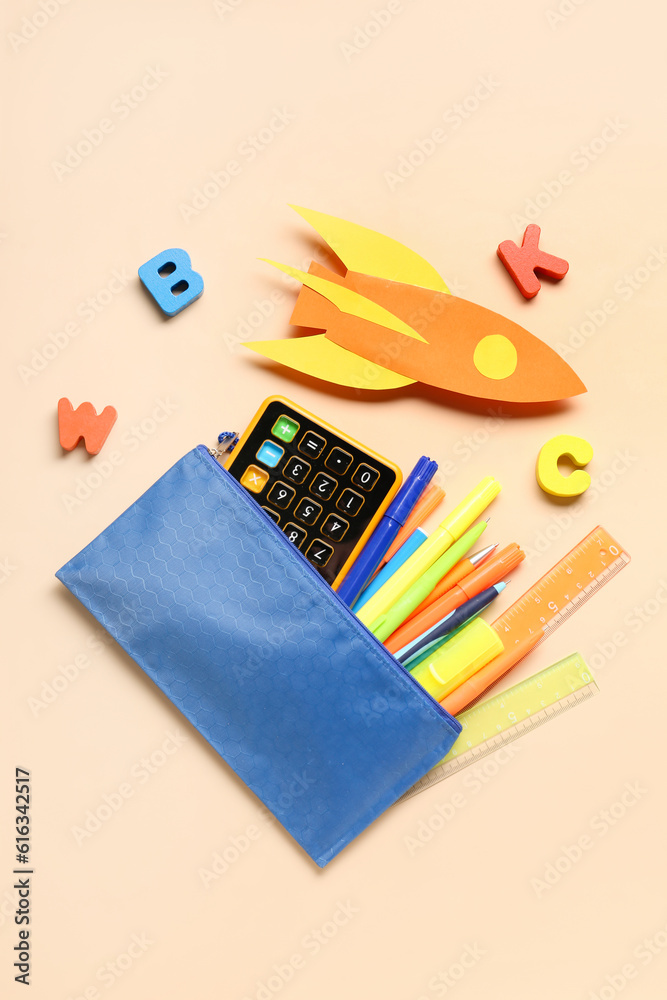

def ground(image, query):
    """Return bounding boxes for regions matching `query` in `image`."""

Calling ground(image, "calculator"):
[225,396,402,588]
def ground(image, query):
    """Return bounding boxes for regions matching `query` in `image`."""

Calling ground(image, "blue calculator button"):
[256,440,285,468]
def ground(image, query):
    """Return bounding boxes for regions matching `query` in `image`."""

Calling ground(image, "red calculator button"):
[283,456,311,484]
[267,482,296,509]
[351,463,380,491]
[306,539,334,568]
[310,472,337,501]
[337,489,364,516]
[294,497,322,526]
[298,431,326,459]
[283,523,307,548]
[321,514,349,541]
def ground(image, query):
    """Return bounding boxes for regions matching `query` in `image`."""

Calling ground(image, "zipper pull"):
[208,431,239,461]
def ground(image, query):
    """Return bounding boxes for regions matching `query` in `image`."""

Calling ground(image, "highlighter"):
[409,619,504,702]
[356,476,501,629]
[366,521,487,642]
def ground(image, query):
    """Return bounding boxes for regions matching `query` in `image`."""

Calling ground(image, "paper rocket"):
[243,207,586,404]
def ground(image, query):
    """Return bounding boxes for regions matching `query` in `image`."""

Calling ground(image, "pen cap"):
[410,619,503,702]
[387,456,438,523]
[441,476,501,544]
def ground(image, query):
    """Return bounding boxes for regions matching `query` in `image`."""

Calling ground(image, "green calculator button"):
[271,415,300,443]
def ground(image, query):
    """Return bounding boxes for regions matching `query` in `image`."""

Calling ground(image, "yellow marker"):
[356,476,501,627]
[410,619,503,702]
[536,434,593,498]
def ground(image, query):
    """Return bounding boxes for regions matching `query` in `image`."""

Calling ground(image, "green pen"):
[367,520,488,643]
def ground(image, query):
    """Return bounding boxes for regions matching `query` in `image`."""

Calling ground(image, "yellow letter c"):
[536,435,593,497]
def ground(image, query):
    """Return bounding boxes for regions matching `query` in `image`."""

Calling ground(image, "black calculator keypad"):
[299,431,326,459]
[227,399,399,586]
[310,472,337,501]
[294,498,322,526]
[283,523,307,548]
[337,489,364,516]
[267,482,296,509]
[321,514,349,541]
[283,456,311,484]
[306,539,334,568]
[325,447,353,475]
[351,463,380,491]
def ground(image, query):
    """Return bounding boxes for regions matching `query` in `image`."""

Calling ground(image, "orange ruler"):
[491,525,630,648]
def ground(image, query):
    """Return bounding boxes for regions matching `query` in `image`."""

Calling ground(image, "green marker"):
[367,521,487,644]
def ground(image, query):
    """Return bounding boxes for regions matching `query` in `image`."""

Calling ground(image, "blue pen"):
[396,583,506,666]
[352,528,428,611]
[338,456,437,606]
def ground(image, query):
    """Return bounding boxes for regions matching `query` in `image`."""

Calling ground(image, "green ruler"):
[399,653,597,802]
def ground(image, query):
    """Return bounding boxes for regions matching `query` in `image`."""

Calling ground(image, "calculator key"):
[262,507,281,524]
[294,497,323,526]
[321,513,349,541]
[255,439,285,468]
[351,463,380,491]
[306,539,334,568]
[240,464,269,494]
[283,523,307,548]
[299,431,326,459]
[267,482,296,509]
[310,472,337,501]
[283,456,311,484]
[325,447,353,475]
[337,489,364,516]
[271,414,300,443]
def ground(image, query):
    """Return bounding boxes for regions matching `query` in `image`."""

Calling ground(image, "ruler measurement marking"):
[398,654,600,802]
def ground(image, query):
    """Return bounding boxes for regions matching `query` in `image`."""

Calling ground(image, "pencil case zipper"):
[201,444,460,732]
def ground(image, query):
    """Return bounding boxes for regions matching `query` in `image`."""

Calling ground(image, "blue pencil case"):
[56,446,460,866]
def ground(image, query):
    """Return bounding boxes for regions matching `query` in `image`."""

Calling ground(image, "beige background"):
[3,1,667,997]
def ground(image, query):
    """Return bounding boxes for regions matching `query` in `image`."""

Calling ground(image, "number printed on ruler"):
[493,526,630,647]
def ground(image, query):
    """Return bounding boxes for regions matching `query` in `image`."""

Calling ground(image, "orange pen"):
[404,543,498,622]
[385,543,525,653]
[440,629,542,716]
